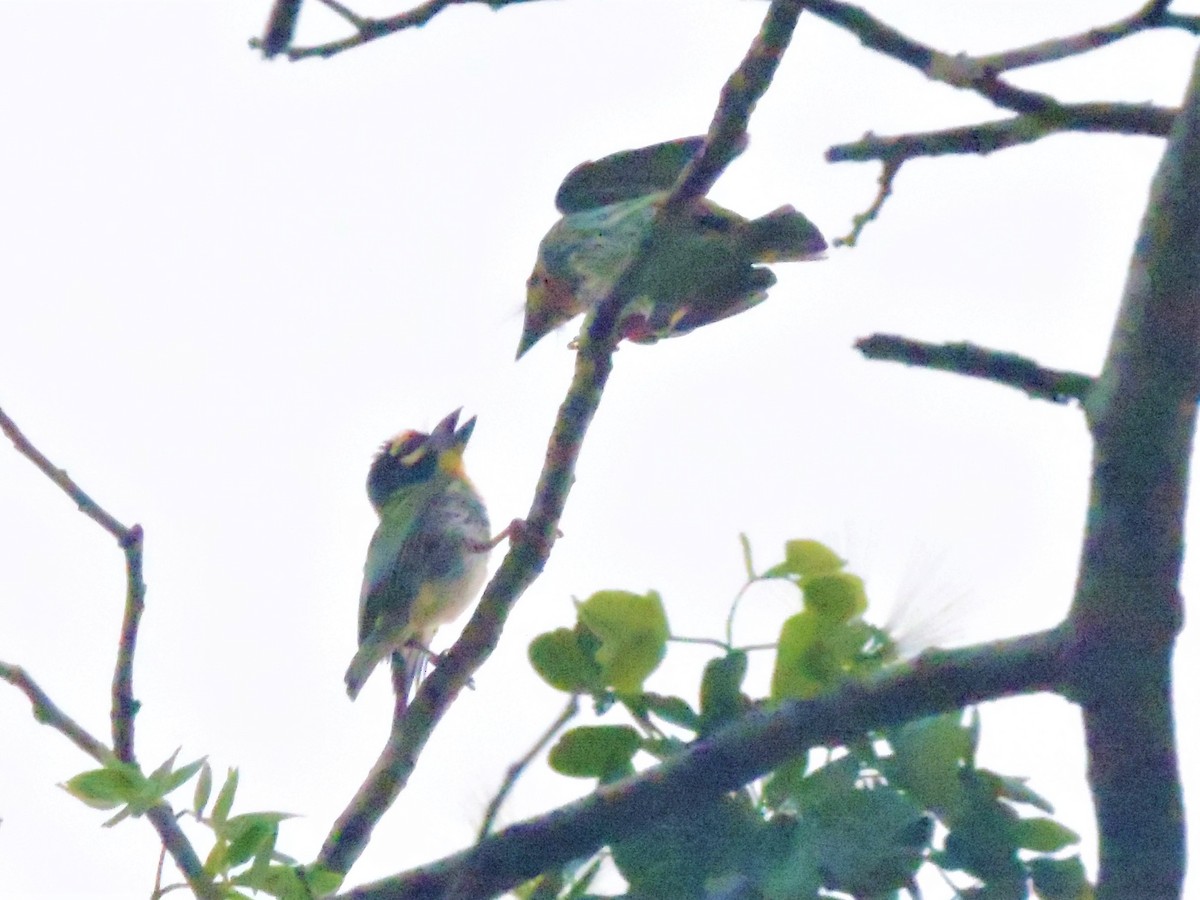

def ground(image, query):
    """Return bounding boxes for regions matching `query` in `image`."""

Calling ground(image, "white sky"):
[0,1,1197,897]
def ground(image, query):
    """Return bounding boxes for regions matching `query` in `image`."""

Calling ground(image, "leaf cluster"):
[523,539,1089,900]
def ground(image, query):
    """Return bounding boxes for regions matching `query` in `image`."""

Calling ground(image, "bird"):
[517,136,827,359]
[344,408,492,708]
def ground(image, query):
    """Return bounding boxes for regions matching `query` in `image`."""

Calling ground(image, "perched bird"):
[344,409,492,707]
[517,136,827,359]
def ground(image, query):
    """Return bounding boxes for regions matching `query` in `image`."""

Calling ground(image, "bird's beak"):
[430,407,476,452]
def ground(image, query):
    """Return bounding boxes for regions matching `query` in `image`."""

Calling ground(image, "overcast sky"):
[1,1,1198,897]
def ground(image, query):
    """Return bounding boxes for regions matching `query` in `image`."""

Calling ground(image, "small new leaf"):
[528,628,604,694]
[549,725,640,780]
[212,767,240,826]
[194,761,214,817]
[763,539,846,581]
[577,590,669,693]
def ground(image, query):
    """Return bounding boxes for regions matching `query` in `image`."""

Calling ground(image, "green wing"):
[358,482,438,642]
[555,135,718,214]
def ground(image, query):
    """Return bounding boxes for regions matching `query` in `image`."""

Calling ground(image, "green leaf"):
[223,812,290,869]
[802,572,867,622]
[548,725,640,780]
[1029,855,1092,900]
[771,610,848,700]
[528,627,604,694]
[234,863,305,898]
[194,761,213,817]
[577,590,669,693]
[986,768,1055,813]
[885,712,972,817]
[61,763,145,810]
[148,747,181,782]
[698,651,748,736]
[758,815,823,900]
[612,797,757,900]
[301,864,345,898]
[212,767,239,826]
[738,532,756,579]
[1012,816,1079,852]
[636,692,699,731]
[763,539,846,581]
[810,786,930,898]
[638,735,688,761]
[152,754,206,800]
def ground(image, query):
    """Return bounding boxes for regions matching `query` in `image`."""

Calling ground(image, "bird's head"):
[367,408,477,511]
[518,250,586,359]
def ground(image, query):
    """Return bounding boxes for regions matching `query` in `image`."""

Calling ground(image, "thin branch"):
[835,157,899,246]
[0,661,109,761]
[274,0,543,61]
[0,407,213,896]
[806,0,1175,118]
[662,0,808,214]
[111,523,146,762]
[828,104,1175,167]
[476,696,579,841]
[972,0,1189,72]
[0,406,148,761]
[145,805,218,900]
[314,0,366,28]
[0,406,133,542]
[855,334,1095,403]
[0,662,218,898]
[1065,41,1200,899]
[339,628,1069,900]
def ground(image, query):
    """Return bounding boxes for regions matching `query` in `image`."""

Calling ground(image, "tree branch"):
[0,661,110,761]
[855,334,1095,403]
[972,0,1196,73]
[315,218,621,881]
[828,103,1175,167]
[0,407,148,762]
[315,0,811,878]
[1066,41,1200,900]
[339,628,1068,900]
[262,0,543,61]
[0,406,213,898]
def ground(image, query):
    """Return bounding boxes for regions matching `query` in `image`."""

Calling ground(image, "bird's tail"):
[390,645,429,717]
[742,205,827,262]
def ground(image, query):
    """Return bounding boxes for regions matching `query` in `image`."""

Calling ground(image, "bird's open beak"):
[430,407,476,451]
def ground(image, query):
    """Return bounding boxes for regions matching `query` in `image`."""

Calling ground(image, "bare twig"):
[0,661,109,761]
[855,334,1095,403]
[111,523,146,763]
[828,104,1175,166]
[0,661,217,898]
[0,407,213,897]
[476,696,579,841]
[274,0,543,61]
[973,1,1196,73]
[0,406,148,761]
[835,157,899,246]
[0,406,133,542]
[340,628,1068,900]
[806,0,1185,114]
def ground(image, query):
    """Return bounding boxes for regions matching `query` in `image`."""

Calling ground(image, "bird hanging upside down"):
[518,135,827,359]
